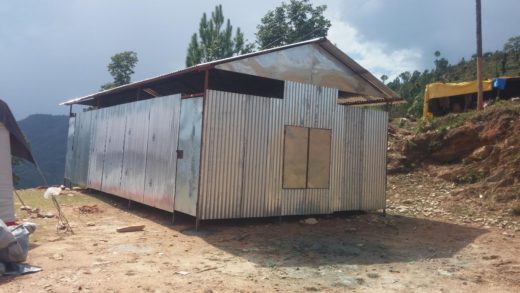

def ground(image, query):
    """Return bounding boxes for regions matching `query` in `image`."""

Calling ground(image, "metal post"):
[476,0,484,110]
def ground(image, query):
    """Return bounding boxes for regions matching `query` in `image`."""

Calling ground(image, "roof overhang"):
[61,37,402,107]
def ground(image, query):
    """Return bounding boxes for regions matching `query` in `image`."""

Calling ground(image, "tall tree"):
[504,35,520,62]
[186,5,254,67]
[100,51,138,90]
[256,0,331,50]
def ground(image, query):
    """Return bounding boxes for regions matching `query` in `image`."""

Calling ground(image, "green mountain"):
[14,114,69,188]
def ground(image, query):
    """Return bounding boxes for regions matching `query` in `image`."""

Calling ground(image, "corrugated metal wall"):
[66,82,387,220]
[199,81,388,220]
[65,94,183,212]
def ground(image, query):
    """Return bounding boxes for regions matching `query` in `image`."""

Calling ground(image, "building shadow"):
[80,190,487,268]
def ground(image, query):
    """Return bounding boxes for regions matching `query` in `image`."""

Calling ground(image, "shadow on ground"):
[85,190,487,268]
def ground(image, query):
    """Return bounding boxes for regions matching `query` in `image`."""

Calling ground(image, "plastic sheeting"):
[423,80,493,118]
[0,123,14,222]
[0,220,40,275]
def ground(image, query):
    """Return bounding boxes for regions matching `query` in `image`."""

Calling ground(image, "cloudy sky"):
[1,0,519,119]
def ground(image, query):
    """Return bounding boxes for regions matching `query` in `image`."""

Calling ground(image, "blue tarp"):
[493,78,507,90]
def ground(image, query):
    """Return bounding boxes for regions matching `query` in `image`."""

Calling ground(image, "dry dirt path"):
[1,182,519,292]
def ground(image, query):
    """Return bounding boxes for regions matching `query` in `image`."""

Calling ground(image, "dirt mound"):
[388,100,520,206]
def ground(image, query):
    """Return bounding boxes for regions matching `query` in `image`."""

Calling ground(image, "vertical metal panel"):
[199,91,246,219]
[87,109,109,190]
[344,107,364,211]
[143,95,181,211]
[100,105,127,195]
[361,109,388,210]
[120,101,150,203]
[241,95,270,218]
[175,97,203,216]
[64,116,75,181]
[73,110,93,186]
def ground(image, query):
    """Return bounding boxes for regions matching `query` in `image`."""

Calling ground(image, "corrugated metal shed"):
[62,38,398,224]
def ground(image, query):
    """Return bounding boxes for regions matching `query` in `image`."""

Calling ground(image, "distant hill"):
[14,114,69,188]
[387,35,520,117]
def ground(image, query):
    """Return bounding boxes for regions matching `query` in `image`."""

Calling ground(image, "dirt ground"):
[1,176,519,293]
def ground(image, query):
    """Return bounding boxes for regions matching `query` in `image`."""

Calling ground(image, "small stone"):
[301,218,319,225]
[367,273,379,278]
[87,222,96,227]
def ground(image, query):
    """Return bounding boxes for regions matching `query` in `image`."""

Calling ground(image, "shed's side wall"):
[199,82,388,220]
[65,94,183,213]
[0,123,14,222]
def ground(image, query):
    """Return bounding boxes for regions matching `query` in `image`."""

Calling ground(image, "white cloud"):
[327,17,422,80]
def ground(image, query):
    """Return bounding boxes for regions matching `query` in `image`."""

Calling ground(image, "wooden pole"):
[476,0,484,110]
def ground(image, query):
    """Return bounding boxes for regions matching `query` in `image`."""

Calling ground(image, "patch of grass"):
[14,189,103,210]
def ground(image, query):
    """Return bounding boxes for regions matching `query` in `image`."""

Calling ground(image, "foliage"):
[388,35,520,118]
[100,51,138,91]
[12,157,21,185]
[256,0,331,49]
[186,5,254,67]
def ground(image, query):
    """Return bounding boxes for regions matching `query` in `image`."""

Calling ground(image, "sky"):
[1,0,519,119]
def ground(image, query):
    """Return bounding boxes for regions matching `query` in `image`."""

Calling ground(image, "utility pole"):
[476,0,484,110]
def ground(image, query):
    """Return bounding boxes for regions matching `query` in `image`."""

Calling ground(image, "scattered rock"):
[482,255,499,260]
[300,218,318,225]
[116,225,145,233]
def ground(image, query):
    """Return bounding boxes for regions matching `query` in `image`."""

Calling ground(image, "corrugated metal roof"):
[61,37,402,106]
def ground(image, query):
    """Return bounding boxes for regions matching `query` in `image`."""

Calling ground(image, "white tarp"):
[0,123,14,222]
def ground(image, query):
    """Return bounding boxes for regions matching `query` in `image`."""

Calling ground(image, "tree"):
[380,74,388,84]
[504,35,520,62]
[100,51,138,90]
[186,5,254,67]
[256,0,331,49]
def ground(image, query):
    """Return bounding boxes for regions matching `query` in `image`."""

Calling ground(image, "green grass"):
[14,189,103,210]
[418,100,520,134]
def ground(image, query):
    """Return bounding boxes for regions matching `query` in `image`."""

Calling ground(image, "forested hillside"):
[387,35,520,117]
[14,114,68,188]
